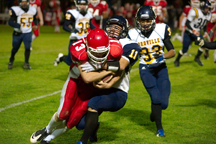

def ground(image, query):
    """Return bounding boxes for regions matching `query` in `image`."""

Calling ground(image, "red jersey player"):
[88,0,108,28]
[30,29,123,144]
[144,0,167,23]
[29,0,44,50]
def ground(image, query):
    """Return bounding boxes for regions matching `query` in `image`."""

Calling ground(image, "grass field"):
[0,25,216,144]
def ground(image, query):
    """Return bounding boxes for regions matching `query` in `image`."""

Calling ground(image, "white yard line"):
[0,90,61,112]
[0,59,174,113]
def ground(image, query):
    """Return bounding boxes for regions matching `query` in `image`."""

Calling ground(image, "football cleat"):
[8,62,13,69]
[174,60,180,67]
[30,47,33,51]
[54,53,63,66]
[90,122,100,142]
[172,33,179,41]
[194,57,203,66]
[30,127,49,143]
[156,129,165,137]
[23,62,31,69]
[40,140,50,144]
[76,141,85,144]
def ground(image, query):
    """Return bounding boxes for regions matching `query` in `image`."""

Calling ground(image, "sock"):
[80,111,98,144]
[43,121,68,142]
[25,49,31,63]
[46,112,63,134]
[151,103,163,130]
[10,51,17,62]
[195,48,203,58]
[32,34,36,41]
[175,50,183,61]
[60,55,67,62]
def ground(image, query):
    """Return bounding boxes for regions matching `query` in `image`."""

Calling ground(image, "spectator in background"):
[44,8,52,25]
[167,5,176,32]
[49,0,62,33]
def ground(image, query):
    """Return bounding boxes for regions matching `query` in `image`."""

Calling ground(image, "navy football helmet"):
[135,5,156,34]
[105,15,129,39]
[200,0,211,15]
[74,0,88,16]
[19,0,29,11]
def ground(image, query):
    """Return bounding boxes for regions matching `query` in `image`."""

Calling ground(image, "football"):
[101,74,113,83]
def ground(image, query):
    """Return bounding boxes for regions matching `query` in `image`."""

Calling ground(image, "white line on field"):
[0,59,173,113]
[0,90,61,112]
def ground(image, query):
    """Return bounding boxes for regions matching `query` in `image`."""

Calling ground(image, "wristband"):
[106,61,120,72]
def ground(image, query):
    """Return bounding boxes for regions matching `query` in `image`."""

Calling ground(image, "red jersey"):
[65,37,122,129]
[29,0,41,8]
[88,0,108,28]
[144,0,167,23]
[183,5,191,17]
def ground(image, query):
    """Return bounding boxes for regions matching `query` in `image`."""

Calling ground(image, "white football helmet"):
[90,0,100,7]
[190,0,200,8]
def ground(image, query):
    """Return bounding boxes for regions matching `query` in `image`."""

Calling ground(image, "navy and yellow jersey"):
[65,9,93,39]
[9,6,37,33]
[112,37,141,93]
[128,23,171,65]
[187,7,211,32]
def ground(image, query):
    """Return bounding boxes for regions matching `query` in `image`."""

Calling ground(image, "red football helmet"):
[86,28,110,64]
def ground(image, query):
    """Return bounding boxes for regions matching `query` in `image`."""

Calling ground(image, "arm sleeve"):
[163,38,175,51]
[33,12,38,25]
[90,19,96,29]
[8,8,21,29]
[185,19,193,31]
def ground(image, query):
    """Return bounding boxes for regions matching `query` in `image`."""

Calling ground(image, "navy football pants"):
[12,32,32,52]
[65,39,75,66]
[139,63,170,110]
[182,31,203,53]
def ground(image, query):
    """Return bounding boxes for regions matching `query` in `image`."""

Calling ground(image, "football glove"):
[80,61,102,72]
[153,53,164,63]
[195,37,205,47]
[95,16,102,21]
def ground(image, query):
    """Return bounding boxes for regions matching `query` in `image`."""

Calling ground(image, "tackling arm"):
[78,63,114,84]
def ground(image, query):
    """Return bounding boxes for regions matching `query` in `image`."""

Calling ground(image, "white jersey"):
[66,9,93,40]
[128,23,171,65]
[187,7,211,32]
[10,6,37,33]
[112,38,141,93]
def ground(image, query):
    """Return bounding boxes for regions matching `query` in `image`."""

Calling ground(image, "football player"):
[76,15,142,144]
[203,0,216,59]
[88,0,108,29]
[29,0,44,50]
[30,29,123,144]
[54,0,93,67]
[173,0,200,42]
[8,0,38,69]
[128,5,176,137]
[144,0,167,23]
[174,0,212,67]
[195,36,216,49]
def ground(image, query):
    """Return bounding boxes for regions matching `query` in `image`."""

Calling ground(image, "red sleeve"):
[36,0,41,6]
[161,0,167,8]
[108,38,123,61]
[70,39,88,63]
[101,1,108,11]
[144,0,150,5]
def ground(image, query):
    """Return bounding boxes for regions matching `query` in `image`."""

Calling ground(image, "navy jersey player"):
[54,0,93,66]
[76,15,142,144]
[8,0,38,69]
[174,0,212,67]
[128,6,176,137]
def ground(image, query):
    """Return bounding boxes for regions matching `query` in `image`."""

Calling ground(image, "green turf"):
[0,25,215,144]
